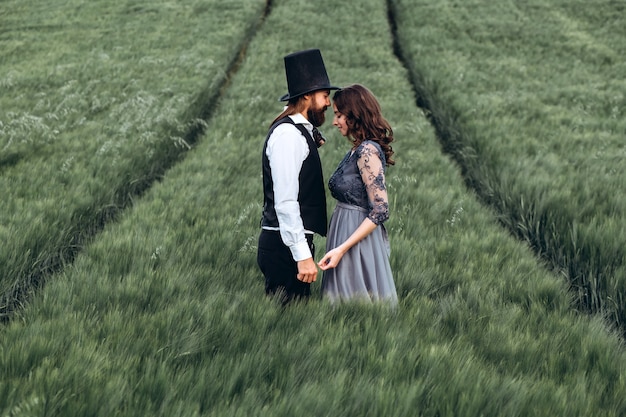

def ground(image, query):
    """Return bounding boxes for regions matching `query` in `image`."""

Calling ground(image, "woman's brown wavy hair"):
[332,84,395,166]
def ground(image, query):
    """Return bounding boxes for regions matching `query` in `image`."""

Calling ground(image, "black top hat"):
[279,49,339,102]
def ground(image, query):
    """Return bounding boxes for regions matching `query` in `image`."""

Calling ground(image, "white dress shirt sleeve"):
[266,122,313,261]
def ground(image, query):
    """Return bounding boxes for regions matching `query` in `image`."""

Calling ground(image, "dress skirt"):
[321,202,398,304]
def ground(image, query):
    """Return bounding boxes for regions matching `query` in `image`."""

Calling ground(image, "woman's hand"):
[318,247,346,270]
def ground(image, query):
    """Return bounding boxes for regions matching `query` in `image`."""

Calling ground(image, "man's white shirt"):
[263,113,317,262]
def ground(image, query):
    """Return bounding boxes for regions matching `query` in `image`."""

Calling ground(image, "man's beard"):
[307,105,326,127]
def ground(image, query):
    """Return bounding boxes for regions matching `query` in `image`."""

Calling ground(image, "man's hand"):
[296,257,318,283]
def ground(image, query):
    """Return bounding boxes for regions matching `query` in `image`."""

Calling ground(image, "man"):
[257,49,338,303]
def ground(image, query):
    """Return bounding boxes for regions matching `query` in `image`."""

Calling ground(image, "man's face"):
[306,90,331,127]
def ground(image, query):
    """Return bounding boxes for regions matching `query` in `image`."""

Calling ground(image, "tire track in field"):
[386,1,490,194]
[0,1,273,322]
[385,1,617,328]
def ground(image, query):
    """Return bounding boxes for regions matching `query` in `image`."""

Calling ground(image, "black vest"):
[261,117,327,236]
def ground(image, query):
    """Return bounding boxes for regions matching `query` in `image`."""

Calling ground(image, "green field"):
[390,0,626,327]
[2,0,626,416]
[0,0,267,315]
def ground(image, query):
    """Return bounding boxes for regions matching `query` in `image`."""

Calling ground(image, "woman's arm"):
[318,217,377,270]
[318,142,389,270]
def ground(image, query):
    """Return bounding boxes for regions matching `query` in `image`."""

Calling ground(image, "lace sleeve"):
[357,142,389,225]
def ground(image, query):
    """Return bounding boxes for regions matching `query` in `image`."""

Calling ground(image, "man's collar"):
[288,113,311,128]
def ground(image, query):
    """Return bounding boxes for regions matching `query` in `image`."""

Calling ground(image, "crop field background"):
[1,0,626,416]
[390,0,626,327]
[0,0,267,316]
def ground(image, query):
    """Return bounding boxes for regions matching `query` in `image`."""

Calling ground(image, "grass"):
[388,0,626,330]
[0,0,268,316]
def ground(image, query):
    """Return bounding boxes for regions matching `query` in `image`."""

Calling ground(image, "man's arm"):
[267,124,316,281]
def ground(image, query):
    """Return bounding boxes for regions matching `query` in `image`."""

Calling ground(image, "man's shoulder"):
[271,116,309,137]
[289,113,309,126]
[267,122,308,152]
[271,121,301,137]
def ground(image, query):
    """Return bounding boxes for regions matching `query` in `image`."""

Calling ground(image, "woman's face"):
[332,103,349,137]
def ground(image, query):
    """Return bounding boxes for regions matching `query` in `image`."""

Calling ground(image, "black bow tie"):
[312,127,326,148]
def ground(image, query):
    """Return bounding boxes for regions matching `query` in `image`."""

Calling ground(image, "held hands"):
[317,247,346,271]
[296,246,347,282]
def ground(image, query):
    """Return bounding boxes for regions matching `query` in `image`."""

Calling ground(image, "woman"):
[318,84,398,304]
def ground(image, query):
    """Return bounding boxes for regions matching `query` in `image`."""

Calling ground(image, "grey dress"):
[321,140,398,304]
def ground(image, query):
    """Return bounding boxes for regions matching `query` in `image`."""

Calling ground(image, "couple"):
[257,49,398,306]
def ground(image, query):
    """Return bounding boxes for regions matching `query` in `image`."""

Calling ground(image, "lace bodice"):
[328,140,389,225]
